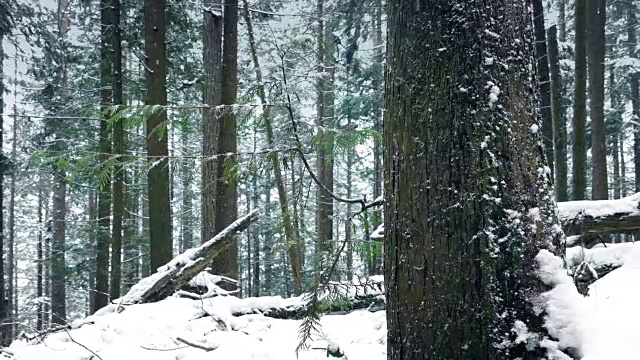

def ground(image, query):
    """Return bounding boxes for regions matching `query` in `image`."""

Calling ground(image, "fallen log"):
[566,242,639,279]
[559,193,640,237]
[117,209,259,305]
[372,193,640,242]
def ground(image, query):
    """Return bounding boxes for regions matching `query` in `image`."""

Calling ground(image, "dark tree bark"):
[573,0,588,200]
[532,0,553,181]
[213,0,239,279]
[95,0,115,312]
[110,0,124,300]
[88,191,97,314]
[263,180,273,295]
[51,177,67,325]
[385,1,566,359]
[548,26,568,202]
[37,174,45,331]
[587,0,608,200]
[201,0,222,249]
[611,66,621,200]
[8,101,17,340]
[145,0,172,271]
[558,0,566,42]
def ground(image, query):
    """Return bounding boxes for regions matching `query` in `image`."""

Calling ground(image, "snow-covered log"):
[117,209,259,305]
[558,193,640,236]
[566,242,640,279]
[373,193,640,242]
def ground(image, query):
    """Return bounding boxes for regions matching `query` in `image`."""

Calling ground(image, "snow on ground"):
[7,248,640,359]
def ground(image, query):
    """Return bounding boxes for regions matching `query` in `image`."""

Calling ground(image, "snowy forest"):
[0,0,639,358]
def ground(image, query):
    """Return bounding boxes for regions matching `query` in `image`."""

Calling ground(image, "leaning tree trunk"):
[385,1,567,359]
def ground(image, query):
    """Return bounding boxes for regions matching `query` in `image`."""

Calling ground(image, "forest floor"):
[4,244,640,360]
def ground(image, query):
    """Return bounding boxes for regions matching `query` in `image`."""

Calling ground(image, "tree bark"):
[51,176,67,325]
[0,33,7,347]
[611,66,621,200]
[573,0,588,200]
[110,0,124,301]
[8,102,17,340]
[548,25,568,202]
[629,3,640,194]
[370,0,383,275]
[201,0,222,249]
[212,0,239,279]
[243,0,303,294]
[385,1,566,358]
[587,0,608,200]
[532,0,554,181]
[37,174,45,331]
[145,0,172,271]
[180,122,194,252]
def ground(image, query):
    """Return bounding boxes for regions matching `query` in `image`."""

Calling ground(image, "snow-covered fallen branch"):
[566,242,639,279]
[559,193,640,237]
[117,209,259,305]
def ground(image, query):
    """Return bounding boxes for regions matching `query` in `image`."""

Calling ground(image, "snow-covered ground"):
[5,244,640,360]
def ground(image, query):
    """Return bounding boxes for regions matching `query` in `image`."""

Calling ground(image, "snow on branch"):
[559,193,640,236]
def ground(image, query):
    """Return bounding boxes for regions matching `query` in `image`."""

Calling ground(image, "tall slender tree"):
[573,0,588,200]
[213,0,239,279]
[145,0,172,271]
[0,32,7,347]
[385,0,566,358]
[587,0,607,200]
[629,3,640,194]
[548,25,568,201]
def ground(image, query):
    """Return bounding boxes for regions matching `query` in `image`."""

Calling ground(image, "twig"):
[62,329,103,360]
[175,337,218,352]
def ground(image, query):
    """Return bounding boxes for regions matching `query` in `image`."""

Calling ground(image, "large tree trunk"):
[573,0,588,200]
[212,0,239,279]
[532,0,553,181]
[145,0,172,271]
[548,26,568,202]
[587,0,608,200]
[201,0,222,248]
[110,0,125,301]
[51,176,67,325]
[243,0,303,294]
[385,1,566,359]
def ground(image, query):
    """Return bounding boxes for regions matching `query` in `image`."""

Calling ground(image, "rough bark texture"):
[37,175,45,331]
[611,66,621,200]
[51,177,67,325]
[573,0,588,200]
[587,0,608,200]
[532,0,553,181]
[243,1,303,294]
[145,0,172,271]
[212,0,239,279]
[384,1,564,359]
[110,0,124,300]
[548,25,568,202]
[201,0,222,247]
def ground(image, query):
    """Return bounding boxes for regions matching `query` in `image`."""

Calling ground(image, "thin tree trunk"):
[629,3,640,194]
[36,174,45,331]
[611,66,621,200]
[180,123,194,252]
[263,180,273,295]
[345,145,353,280]
[51,176,67,325]
[43,204,51,328]
[110,0,125,301]
[145,0,172,271]
[88,190,97,314]
[213,0,239,279]
[8,105,17,339]
[559,0,566,42]
[587,0,608,200]
[201,0,222,249]
[548,25,568,202]
[573,0,588,200]
[0,33,7,346]
[243,0,303,294]
[371,0,383,275]
[621,134,627,197]
[532,0,554,181]
[252,166,260,297]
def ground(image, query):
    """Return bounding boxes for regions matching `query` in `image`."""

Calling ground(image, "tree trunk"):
[95,0,115,312]
[611,66,621,200]
[316,0,335,272]
[212,0,239,280]
[345,146,353,280]
[532,0,553,181]
[37,174,45,331]
[385,1,566,358]
[145,0,172,271]
[548,25,568,202]
[370,0,383,275]
[629,4,640,194]
[201,0,222,250]
[263,180,273,295]
[51,176,67,325]
[110,0,125,301]
[243,0,303,294]
[8,105,17,340]
[180,122,194,252]
[587,0,608,200]
[87,190,97,314]
[573,0,588,200]
[0,33,7,347]
[621,134,627,197]
[558,0,566,42]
